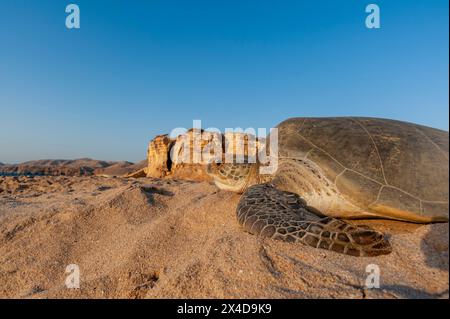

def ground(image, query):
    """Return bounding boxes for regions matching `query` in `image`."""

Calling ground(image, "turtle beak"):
[206,162,219,175]
[206,163,213,175]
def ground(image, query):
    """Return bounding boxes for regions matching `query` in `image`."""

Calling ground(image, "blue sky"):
[0,0,448,163]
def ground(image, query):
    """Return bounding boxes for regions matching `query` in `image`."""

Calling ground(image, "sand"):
[0,176,448,299]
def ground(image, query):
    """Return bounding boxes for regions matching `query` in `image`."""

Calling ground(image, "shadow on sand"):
[420,223,449,271]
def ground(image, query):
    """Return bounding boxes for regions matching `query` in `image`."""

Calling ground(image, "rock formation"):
[145,129,266,181]
[146,134,176,178]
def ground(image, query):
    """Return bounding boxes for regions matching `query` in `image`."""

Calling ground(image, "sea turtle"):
[206,117,449,257]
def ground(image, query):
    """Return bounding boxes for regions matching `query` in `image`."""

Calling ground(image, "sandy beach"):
[0,175,447,299]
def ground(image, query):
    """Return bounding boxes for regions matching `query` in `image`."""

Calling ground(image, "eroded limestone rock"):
[145,129,266,182]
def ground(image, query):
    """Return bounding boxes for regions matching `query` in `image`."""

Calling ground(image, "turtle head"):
[206,162,258,193]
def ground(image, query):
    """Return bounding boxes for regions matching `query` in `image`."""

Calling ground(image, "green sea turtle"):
[207,117,449,257]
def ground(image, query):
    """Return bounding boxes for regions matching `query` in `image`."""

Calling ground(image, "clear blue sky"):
[0,0,448,163]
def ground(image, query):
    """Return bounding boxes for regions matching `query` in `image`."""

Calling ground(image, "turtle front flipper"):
[237,184,392,257]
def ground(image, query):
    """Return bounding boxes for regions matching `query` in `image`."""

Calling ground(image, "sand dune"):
[0,176,447,299]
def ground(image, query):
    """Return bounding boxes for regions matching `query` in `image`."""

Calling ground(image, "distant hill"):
[94,160,147,176]
[19,158,112,168]
[0,158,146,177]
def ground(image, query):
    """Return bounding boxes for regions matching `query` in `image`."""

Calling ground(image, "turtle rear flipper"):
[237,184,392,257]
